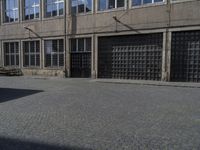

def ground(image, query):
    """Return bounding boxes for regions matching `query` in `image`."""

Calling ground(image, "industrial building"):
[0,0,200,82]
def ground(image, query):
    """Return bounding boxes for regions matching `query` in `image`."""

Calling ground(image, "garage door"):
[98,33,163,80]
[171,31,200,82]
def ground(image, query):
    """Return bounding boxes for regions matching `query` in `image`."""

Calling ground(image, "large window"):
[72,0,92,14]
[44,0,64,18]
[71,38,91,52]
[4,42,19,67]
[98,0,125,11]
[3,0,19,23]
[24,0,40,20]
[23,41,40,67]
[44,39,64,68]
[132,0,163,6]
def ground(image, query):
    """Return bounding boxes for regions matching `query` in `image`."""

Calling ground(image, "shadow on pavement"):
[0,136,92,150]
[0,88,43,103]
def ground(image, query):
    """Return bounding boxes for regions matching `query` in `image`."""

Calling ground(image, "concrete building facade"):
[0,0,200,82]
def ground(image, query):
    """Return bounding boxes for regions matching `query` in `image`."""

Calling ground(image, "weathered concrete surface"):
[0,77,200,150]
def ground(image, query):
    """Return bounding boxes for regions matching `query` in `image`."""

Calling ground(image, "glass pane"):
[36,54,40,66]
[24,42,29,53]
[52,54,58,66]
[10,43,14,53]
[25,8,29,20]
[78,0,85,13]
[108,0,115,9]
[36,41,40,52]
[117,0,124,7]
[5,55,10,66]
[4,43,9,54]
[16,55,19,66]
[45,41,53,54]
[58,1,64,15]
[24,55,29,66]
[72,0,77,14]
[86,38,91,52]
[71,39,77,52]
[59,54,64,66]
[30,42,35,52]
[46,4,52,17]
[45,54,51,67]
[154,0,163,2]
[78,38,84,52]
[98,0,106,11]
[143,0,152,4]
[86,0,92,12]
[30,55,35,66]
[52,40,58,52]
[132,0,142,6]
[11,55,15,65]
[59,40,64,52]
[15,43,19,53]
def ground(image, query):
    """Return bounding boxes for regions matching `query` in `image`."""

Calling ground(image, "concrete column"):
[91,34,98,79]
[162,30,172,81]
[0,41,2,67]
[65,36,70,77]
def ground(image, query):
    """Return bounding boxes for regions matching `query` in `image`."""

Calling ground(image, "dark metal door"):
[98,33,163,80]
[171,31,200,82]
[70,52,91,78]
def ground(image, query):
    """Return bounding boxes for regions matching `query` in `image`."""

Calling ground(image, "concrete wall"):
[0,0,200,79]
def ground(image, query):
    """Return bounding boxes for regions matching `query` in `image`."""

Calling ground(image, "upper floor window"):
[44,0,64,18]
[24,0,40,20]
[98,0,125,11]
[72,0,92,14]
[132,0,163,6]
[4,42,19,67]
[3,0,19,23]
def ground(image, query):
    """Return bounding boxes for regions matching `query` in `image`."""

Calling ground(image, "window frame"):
[44,38,65,69]
[44,0,65,18]
[71,0,93,15]
[2,0,19,23]
[3,41,20,68]
[22,40,41,68]
[22,0,41,21]
[97,0,126,12]
[131,0,166,8]
[170,0,195,4]
[70,38,92,53]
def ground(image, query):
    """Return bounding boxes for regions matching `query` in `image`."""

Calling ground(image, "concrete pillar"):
[162,30,172,81]
[91,34,98,79]
[0,41,2,67]
[65,36,70,77]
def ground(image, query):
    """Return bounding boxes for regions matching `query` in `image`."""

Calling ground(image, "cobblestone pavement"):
[0,76,200,150]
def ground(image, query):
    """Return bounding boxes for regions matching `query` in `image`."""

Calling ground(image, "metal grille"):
[171,31,200,82]
[98,33,163,80]
[71,52,91,78]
